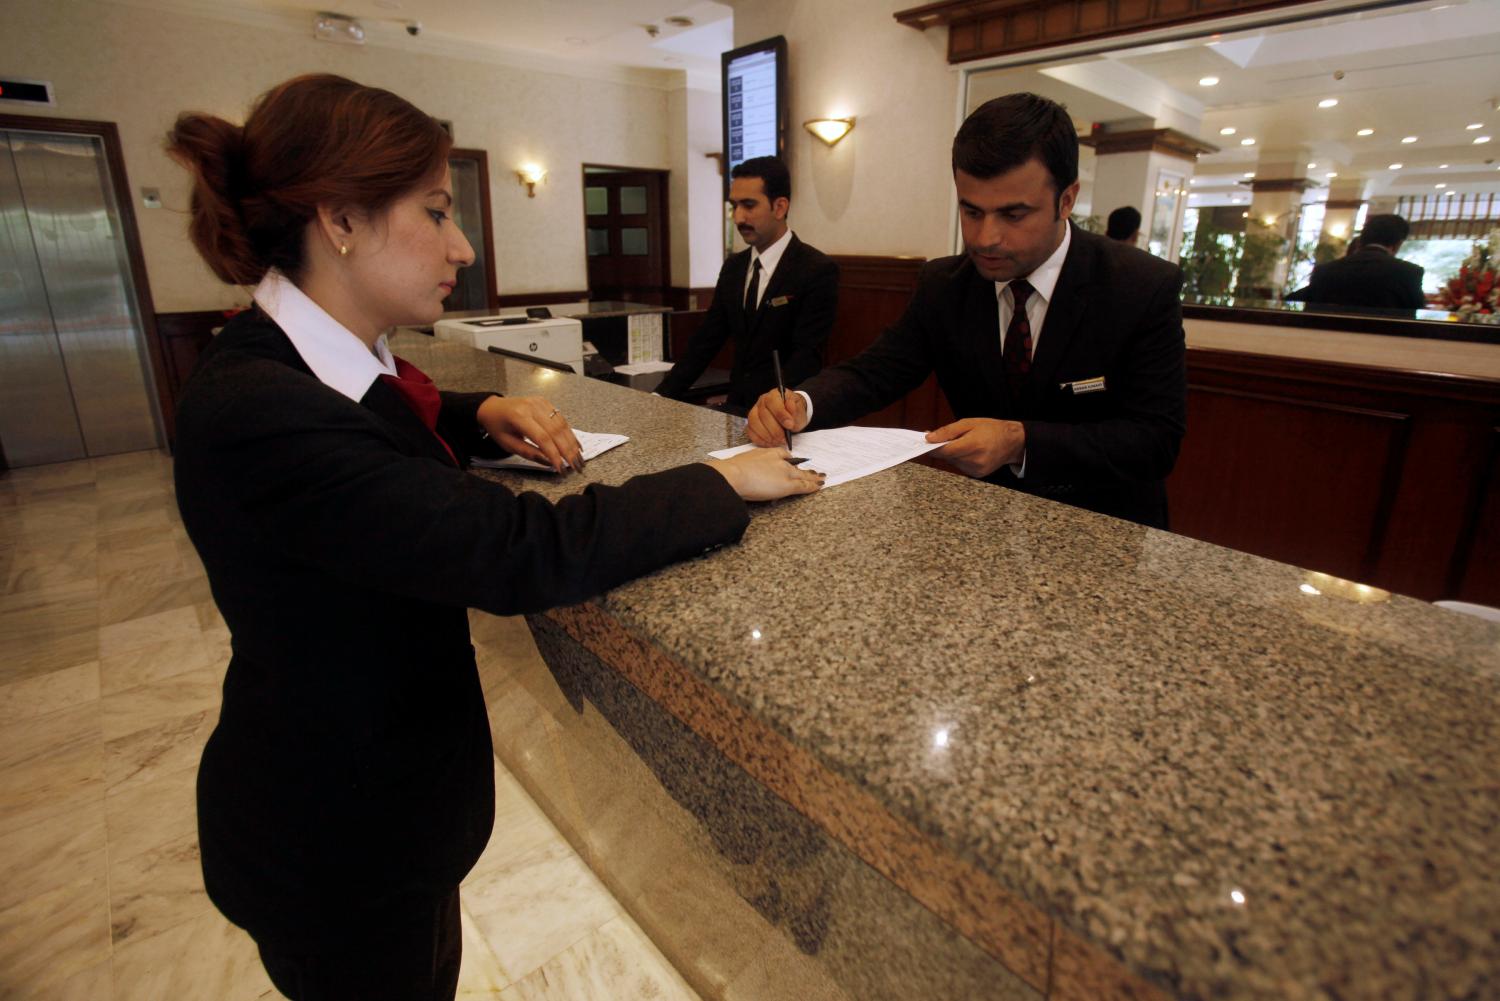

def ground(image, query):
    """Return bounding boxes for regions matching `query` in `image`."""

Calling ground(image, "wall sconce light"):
[313,12,366,44]
[804,117,855,146]
[516,164,547,198]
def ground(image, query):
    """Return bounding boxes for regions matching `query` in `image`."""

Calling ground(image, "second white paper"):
[709,426,941,488]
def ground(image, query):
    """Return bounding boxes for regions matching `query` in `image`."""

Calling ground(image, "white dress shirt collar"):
[252,269,397,403]
[751,228,794,280]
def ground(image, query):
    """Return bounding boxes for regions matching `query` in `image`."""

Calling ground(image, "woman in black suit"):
[167,74,821,1001]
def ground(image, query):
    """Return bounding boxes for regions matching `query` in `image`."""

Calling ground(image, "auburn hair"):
[166,74,452,285]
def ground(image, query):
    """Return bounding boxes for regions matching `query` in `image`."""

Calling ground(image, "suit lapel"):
[745,235,800,339]
[1029,226,1092,396]
[726,249,752,340]
[956,264,1009,411]
[360,373,459,467]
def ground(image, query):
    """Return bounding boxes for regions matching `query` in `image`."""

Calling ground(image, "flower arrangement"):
[1437,229,1499,315]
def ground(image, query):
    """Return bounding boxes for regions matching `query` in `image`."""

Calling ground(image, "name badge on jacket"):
[768,295,792,307]
[1060,376,1106,395]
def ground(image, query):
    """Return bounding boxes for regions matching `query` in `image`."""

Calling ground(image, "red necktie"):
[1002,279,1035,400]
[379,356,457,466]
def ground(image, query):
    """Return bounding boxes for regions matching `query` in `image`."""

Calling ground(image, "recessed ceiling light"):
[1402,136,1418,143]
[1326,172,1338,178]
[1318,98,1339,108]
[1467,123,1484,130]
[1476,136,1492,144]
[1188,178,1197,184]
[1435,183,1447,188]
[1388,163,1403,169]
[1439,163,1449,169]
[1220,127,1237,136]
[1307,162,1317,169]
[1356,128,1374,136]
[1199,76,1219,87]
[1241,138,1256,146]
[1243,171,1255,178]
[1444,190,1456,196]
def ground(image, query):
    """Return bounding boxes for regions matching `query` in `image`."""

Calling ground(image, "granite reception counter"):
[390,332,1500,1001]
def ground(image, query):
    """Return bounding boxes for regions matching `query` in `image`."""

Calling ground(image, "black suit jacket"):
[798,226,1186,527]
[657,234,839,409]
[175,309,748,950]
[1287,246,1426,313]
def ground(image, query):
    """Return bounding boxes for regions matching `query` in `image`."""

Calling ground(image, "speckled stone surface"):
[395,332,1500,1001]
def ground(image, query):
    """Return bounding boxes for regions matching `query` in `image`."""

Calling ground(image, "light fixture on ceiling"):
[1199,76,1219,87]
[804,117,855,146]
[314,12,365,44]
[1318,98,1339,108]
[1444,190,1456,196]
[1243,171,1255,178]
[1219,127,1236,136]
[1357,128,1374,136]
[1326,172,1338,178]
[1440,163,1449,168]
[1308,162,1317,169]
[516,163,547,197]
[1402,135,1418,143]
[1435,182,1447,188]
[1476,135,1492,144]
[1389,163,1403,169]
[1240,138,1256,146]
[1466,122,1484,130]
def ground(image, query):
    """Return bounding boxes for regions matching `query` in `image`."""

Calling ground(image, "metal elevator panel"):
[0,132,88,466]
[8,131,161,461]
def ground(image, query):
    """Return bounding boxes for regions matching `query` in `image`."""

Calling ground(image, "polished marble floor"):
[0,449,700,1001]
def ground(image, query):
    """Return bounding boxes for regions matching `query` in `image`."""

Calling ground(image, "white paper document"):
[470,430,629,472]
[709,426,941,488]
[611,360,676,375]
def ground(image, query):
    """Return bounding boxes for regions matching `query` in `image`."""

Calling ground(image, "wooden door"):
[582,167,670,303]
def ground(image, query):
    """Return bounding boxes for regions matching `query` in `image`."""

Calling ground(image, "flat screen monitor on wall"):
[721,35,787,200]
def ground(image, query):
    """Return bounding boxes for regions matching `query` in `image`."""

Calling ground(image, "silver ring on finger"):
[547,409,559,419]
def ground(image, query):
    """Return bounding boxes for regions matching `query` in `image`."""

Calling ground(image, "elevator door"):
[0,129,161,467]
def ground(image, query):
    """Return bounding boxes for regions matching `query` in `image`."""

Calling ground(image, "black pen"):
[772,349,793,453]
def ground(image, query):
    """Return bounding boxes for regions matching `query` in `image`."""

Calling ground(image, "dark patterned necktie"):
[379,356,457,466]
[1002,279,1035,400]
[744,258,762,322]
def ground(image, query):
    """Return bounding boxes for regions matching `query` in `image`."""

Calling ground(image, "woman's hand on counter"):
[706,448,824,502]
[477,395,584,473]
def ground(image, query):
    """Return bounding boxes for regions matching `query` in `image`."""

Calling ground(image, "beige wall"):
[729,0,957,260]
[3,0,689,312]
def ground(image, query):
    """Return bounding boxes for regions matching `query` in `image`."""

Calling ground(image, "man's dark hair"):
[1106,206,1142,241]
[952,92,1078,213]
[731,156,790,203]
[1359,214,1410,249]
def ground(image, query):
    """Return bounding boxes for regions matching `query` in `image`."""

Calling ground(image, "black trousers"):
[255,887,462,1001]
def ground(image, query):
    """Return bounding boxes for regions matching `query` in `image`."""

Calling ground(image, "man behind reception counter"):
[747,92,1187,528]
[655,156,839,415]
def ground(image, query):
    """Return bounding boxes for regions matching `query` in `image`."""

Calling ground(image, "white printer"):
[432,314,584,374]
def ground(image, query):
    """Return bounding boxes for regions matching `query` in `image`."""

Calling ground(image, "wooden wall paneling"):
[153,309,225,445]
[825,255,942,430]
[1445,427,1500,604]
[1167,385,1411,584]
[1369,404,1497,599]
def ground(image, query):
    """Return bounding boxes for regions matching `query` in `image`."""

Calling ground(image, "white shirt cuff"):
[795,390,813,424]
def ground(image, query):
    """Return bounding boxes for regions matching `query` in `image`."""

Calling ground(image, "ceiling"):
[108,0,735,88]
[967,0,1500,207]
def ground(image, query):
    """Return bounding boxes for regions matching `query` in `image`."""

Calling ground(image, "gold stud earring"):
[339,244,349,257]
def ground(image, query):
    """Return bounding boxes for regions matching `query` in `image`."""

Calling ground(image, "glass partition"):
[963,0,1500,336]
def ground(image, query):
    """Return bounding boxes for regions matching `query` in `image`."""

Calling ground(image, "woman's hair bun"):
[167,113,261,285]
